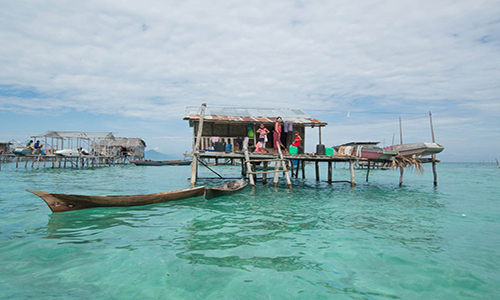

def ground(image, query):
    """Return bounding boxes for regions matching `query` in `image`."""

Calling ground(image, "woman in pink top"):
[273,117,284,154]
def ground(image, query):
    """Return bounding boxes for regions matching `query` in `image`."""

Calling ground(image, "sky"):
[0,0,499,162]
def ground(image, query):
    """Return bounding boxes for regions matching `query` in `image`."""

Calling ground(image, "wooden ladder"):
[243,141,292,189]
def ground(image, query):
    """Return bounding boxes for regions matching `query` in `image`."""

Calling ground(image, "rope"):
[196,156,224,179]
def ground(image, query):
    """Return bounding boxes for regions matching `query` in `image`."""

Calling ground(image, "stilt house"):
[183,106,327,152]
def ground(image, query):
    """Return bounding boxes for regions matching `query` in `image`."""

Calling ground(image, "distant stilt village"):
[0,104,444,187]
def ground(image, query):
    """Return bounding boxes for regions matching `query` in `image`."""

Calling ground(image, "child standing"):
[255,124,270,153]
[291,132,303,154]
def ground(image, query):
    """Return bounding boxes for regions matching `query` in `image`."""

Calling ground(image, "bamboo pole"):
[244,142,255,187]
[399,117,403,145]
[277,144,292,189]
[366,161,370,182]
[301,160,306,179]
[190,103,207,186]
[327,161,332,184]
[429,111,438,186]
[263,161,268,185]
[349,160,355,187]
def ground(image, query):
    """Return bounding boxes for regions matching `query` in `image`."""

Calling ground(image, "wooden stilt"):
[244,142,255,187]
[263,161,268,185]
[327,161,332,184]
[366,160,370,182]
[190,103,207,186]
[301,160,305,179]
[429,111,438,186]
[399,167,404,187]
[277,145,292,189]
[350,160,355,187]
[315,161,320,181]
[273,160,280,186]
[16,156,19,168]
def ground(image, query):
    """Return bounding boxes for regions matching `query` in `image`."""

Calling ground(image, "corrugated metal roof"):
[184,106,327,126]
[32,131,117,139]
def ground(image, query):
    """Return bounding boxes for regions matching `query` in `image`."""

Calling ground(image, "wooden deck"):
[0,153,133,170]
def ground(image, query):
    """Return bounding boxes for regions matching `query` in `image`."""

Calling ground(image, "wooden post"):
[429,111,438,186]
[277,144,292,189]
[244,141,255,187]
[190,103,207,186]
[301,160,305,179]
[318,126,322,145]
[263,161,268,185]
[16,156,19,168]
[399,167,404,187]
[366,160,370,182]
[315,161,320,181]
[273,160,280,186]
[327,161,332,184]
[349,160,355,187]
[399,117,403,145]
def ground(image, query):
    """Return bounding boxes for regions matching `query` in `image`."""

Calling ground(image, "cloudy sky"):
[1,0,499,162]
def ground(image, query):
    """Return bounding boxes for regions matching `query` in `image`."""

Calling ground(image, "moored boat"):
[54,149,79,156]
[27,186,206,213]
[389,142,445,157]
[130,159,192,166]
[205,179,248,200]
[12,148,32,156]
[334,142,397,161]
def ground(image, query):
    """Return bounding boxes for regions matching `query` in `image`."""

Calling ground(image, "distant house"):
[183,106,327,151]
[30,131,146,159]
[0,141,12,154]
[97,138,146,159]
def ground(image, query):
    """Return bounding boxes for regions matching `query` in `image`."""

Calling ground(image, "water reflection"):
[177,183,446,272]
[41,199,205,245]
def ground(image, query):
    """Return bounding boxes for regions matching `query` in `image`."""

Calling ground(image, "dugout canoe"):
[204,179,248,200]
[130,159,192,166]
[27,186,206,213]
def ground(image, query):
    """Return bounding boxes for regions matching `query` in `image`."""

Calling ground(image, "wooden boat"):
[205,179,248,200]
[389,142,445,157]
[130,159,192,166]
[334,142,397,161]
[27,186,206,213]
[12,148,32,156]
[54,149,79,156]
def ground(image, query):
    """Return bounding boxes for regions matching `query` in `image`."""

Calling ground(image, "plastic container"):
[289,146,298,155]
[325,147,334,156]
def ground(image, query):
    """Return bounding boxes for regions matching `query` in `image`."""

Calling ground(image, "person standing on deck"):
[291,132,303,154]
[255,124,270,153]
[273,117,284,154]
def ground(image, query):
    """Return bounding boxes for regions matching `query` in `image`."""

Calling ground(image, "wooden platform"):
[0,154,132,170]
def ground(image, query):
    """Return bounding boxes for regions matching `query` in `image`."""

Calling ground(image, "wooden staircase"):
[243,141,292,189]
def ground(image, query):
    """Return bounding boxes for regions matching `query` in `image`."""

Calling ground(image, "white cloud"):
[0,0,499,160]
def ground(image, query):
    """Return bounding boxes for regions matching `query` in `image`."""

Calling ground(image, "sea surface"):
[0,161,498,299]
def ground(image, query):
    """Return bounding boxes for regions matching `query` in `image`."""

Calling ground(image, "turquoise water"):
[0,162,499,299]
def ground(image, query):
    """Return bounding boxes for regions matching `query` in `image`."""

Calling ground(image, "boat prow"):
[205,179,248,200]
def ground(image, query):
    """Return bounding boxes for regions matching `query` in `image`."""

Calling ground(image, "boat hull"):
[12,148,32,156]
[391,142,445,157]
[205,179,248,200]
[54,149,79,156]
[27,186,206,213]
[131,160,192,166]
